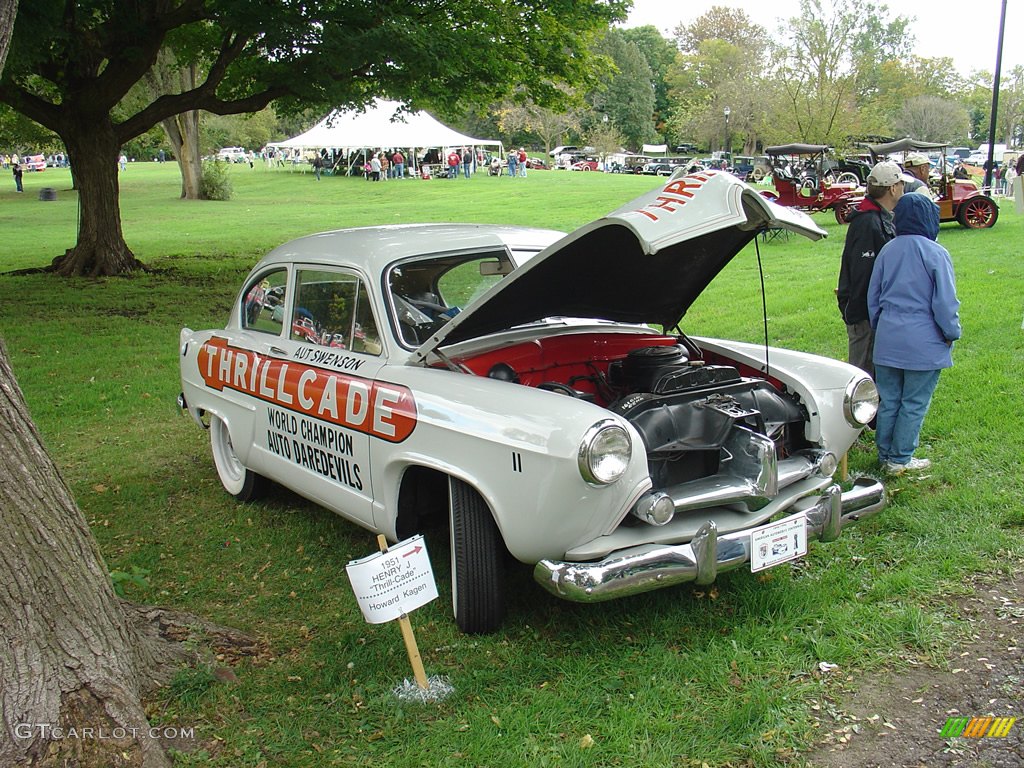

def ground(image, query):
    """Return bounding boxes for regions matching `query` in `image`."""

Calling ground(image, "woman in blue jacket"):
[868,193,961,474]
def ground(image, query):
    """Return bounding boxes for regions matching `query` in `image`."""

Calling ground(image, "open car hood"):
[410,169,826,363]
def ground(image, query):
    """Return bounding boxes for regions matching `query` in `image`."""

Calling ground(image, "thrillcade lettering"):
[633,171,715,222]
[198,337,417,442]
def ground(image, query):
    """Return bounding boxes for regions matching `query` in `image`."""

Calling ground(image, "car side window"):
[292,269,382,356]
[242,268,288,335]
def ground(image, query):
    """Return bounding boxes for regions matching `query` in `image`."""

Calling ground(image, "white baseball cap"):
[867,160,903,187]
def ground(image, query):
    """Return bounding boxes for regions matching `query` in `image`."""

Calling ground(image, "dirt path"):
[803,572,1024,767]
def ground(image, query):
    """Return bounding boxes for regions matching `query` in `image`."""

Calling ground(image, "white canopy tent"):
[269,99,503,174]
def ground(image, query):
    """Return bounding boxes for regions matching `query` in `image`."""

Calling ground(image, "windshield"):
[388,250,516,347]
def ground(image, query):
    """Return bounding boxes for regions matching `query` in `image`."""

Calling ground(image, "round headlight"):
[578,420,631,485]
[844,376,879,427]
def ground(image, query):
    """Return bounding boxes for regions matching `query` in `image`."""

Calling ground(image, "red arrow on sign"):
[402,545,423,557]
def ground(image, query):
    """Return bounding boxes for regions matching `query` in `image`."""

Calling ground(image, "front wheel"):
[449,478,505,634]
[210,414,265,501]
[957,196,999,228]
[835,172,860,185]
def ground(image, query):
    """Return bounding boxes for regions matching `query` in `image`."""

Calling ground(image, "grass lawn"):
[1,163,1023,767]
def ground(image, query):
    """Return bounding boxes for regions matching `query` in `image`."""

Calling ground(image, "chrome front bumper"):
[534,476,885,602]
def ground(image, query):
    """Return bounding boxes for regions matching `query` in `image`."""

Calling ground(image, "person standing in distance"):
[836,160,904,378]
[868,193,961,475]
[901,152,933,197]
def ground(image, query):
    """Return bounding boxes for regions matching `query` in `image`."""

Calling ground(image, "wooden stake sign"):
[345,534,438,688]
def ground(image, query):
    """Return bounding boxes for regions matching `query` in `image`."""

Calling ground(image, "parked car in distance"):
[217,147,248,163]
[524,157,550,170]
[641,162,675,176]
[548,145,580,157]
[730,155,772,182]
[617,155,650,174]
[571,158,601,171]
[23,154,47,171]
[178,170,885,634]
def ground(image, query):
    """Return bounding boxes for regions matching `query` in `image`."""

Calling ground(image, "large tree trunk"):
[50,121,144,277]
[163,109,204,200]
[151,60,205,201]
[0,341,262,765]
[0,342,168,766]
[0,0,17,75]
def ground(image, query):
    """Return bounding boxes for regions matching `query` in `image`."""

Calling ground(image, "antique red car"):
[760,144,863,224]
[863,139,998,229]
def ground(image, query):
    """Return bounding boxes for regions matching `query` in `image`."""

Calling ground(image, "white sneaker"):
[885,457,932,475]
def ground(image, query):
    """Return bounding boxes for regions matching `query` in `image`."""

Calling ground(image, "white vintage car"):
[178,170,884,634]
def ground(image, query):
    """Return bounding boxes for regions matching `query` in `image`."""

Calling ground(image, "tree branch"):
[0,82,63,131]
[117,85,291,143]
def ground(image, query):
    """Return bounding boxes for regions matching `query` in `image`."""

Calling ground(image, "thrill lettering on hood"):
[634,171,714,222]
[197,337,417,442]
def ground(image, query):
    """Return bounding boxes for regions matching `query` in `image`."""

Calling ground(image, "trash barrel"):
[39,188,57,201]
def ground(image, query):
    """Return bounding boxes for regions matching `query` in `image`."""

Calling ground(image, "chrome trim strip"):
[534,477,885,602]
[666,451,817,515]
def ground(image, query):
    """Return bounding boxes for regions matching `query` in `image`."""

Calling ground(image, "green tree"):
[768,0,910,144]
[590,29,657,150]
[496,102,581,157]
[0,0,626,277]
[619,26,677,143]
[0,102,56,152]
[586,119,627,166]
[674,5,768,63]
[996,65,1024,148]
[666,7,769,153]
[893,95,970,143]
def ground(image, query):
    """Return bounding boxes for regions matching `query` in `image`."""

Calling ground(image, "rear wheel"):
[210,414,265,501]
[449,477,505,634]
[834,201,855,224]
[957,196,999,228]
[835,172,860,185]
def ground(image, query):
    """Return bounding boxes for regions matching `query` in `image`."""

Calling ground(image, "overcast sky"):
[623,0,1020,80]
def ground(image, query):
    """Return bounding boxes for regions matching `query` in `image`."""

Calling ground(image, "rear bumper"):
[534,476,885,602]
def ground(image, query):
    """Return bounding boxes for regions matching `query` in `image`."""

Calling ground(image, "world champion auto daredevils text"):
[197,337,417,442]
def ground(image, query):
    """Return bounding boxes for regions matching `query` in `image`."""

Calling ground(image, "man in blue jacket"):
[837,160,904,377]
[868,193,961,475]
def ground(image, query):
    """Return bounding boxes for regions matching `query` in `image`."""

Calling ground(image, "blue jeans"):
[874,365,941,465]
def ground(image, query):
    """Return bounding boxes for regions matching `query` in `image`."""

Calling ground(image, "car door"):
[237,265,388,526]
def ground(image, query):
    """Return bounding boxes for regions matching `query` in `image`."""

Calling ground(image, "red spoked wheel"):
[956,196,999,229]
[834,201,855,225]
